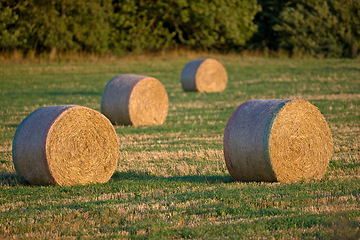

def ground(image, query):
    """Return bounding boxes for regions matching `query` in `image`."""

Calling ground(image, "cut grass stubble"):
[0,57,359,239]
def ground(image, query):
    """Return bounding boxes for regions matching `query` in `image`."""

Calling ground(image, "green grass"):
[0,56,359,239]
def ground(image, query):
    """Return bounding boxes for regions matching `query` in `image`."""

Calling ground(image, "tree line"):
[0,0,359,58]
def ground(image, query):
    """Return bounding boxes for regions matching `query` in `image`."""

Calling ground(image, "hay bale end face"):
[101,74,169,126]
[223,99,333,183]
[12,105,119,186]
[181,58,227,92]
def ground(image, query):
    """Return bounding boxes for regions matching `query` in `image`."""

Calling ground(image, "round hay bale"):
[223,99,333,183]
[180,58,227,92]
[101,74,169,126]
[12,105,119,186]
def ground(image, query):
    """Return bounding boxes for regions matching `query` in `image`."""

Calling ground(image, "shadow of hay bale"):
[111,170,234,183]
[166,174,234,183]
[0,172,28,186]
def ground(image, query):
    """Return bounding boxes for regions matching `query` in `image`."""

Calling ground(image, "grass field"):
[0,56,359,239]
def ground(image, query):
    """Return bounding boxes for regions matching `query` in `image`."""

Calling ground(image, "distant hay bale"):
[223,99,333,183]
[180,58,227,92]
[101,74,169,126]
[12,105,119,186]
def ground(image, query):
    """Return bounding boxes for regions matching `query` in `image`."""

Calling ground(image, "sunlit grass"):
[0,56,359,238]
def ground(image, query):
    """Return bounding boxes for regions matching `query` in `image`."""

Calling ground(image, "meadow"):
[0,55,359,239]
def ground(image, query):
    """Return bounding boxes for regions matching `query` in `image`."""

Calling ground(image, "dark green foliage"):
[0,0,260,54]
[0,1,20,49]
[109,0,174,53]
[1,0,359,57]
[0,0,112,53]
[256,0,360,57]
[152,0,261,51]
[110,0,261,52]
[249,0,289,50]
[275,0,360,58]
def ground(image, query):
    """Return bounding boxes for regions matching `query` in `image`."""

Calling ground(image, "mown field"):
[0,56,359,239]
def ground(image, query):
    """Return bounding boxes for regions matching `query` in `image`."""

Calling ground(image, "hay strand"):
[101,74,169,126]
[181,58,227,92]
[223,99,333,182]
[12,105,119,186]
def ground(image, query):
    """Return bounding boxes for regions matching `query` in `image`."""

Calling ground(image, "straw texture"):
[181,58,227,92]
[223,99,333,183]
[101,74,168,126]
[12,105,119,186]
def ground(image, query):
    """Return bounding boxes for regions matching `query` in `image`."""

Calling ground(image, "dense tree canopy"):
[0,0,359,57]
[0,0,260,54]
[274,0,360,57]
[252,0,359,57]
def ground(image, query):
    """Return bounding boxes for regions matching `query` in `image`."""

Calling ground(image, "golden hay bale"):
[223,99,333,183]
[12,105,119,186]
[101,74,169,126]
[180,58,227,92]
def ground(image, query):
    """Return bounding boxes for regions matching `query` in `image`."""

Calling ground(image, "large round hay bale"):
[101,74,169,126]
[223,99,333,183]
[12,105,119,186]
[180,58,227,92]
